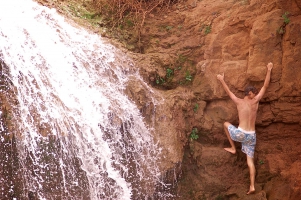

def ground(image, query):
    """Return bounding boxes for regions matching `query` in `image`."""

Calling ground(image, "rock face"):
[29,0,301,199]
[133,0,301,199]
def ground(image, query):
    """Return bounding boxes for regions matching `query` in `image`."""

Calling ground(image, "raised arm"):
[255,62,273,101]
[217,73,240,104]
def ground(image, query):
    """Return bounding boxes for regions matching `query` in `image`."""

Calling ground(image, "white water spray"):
[0,1,162,199]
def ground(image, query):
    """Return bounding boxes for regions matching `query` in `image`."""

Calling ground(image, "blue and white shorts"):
[228,125,256,158]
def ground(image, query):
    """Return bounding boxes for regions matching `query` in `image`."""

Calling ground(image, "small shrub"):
[193,103,199,113]
[166,68,173,79]
[282,12,290,24]
[190,128,199,140]
[278,12,290,35]
[82,13,97,19]
[185,71,193,81]
[166,25,173,31]
[204,25,211,35]
[156,76,165,85]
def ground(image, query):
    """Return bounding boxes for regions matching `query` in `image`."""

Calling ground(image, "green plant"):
[190,128,199,140]
[193,103,199,112]
[204,25,211,35]
[185,71,193,81]
[282,12,290,24]
[278,12,290,35]
[156,76,165,85]
[259,160,265,165]
[166,68,173,79]
[166,25,173,31]
[82,12,98,19]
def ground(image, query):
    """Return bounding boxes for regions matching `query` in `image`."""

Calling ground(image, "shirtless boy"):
[217,62,273,195]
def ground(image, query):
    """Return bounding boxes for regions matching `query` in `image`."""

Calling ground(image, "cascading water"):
[0,1,166,199]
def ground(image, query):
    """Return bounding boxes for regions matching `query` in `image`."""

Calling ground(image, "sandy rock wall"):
[135,0,301,199]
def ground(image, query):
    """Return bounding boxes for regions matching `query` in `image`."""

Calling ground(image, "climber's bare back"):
[236,97,259,132]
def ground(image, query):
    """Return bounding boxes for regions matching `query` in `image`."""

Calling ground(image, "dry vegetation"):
[92,0,176,29]
[90,0,178,51]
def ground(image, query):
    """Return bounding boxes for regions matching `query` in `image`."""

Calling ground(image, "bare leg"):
[246,155,256,194]
[223,122,236,154]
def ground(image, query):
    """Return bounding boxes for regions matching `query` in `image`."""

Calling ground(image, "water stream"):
[0,1,164,199]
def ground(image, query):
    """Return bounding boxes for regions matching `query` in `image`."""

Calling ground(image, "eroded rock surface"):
[134,0,301,199]
[29,0,301,199]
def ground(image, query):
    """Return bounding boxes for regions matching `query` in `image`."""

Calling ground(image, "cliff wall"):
[134,0,301,199]
[32,0,301,199]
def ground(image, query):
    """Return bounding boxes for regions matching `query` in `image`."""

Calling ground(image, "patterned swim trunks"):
[227,125,256,158]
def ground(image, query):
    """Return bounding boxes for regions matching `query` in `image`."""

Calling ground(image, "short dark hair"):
[244,86,258,96]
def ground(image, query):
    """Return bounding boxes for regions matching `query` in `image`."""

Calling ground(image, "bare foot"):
[224,147,236,154]
[247,189,255,195]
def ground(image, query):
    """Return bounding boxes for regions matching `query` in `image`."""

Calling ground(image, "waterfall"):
[0,1,164,199]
